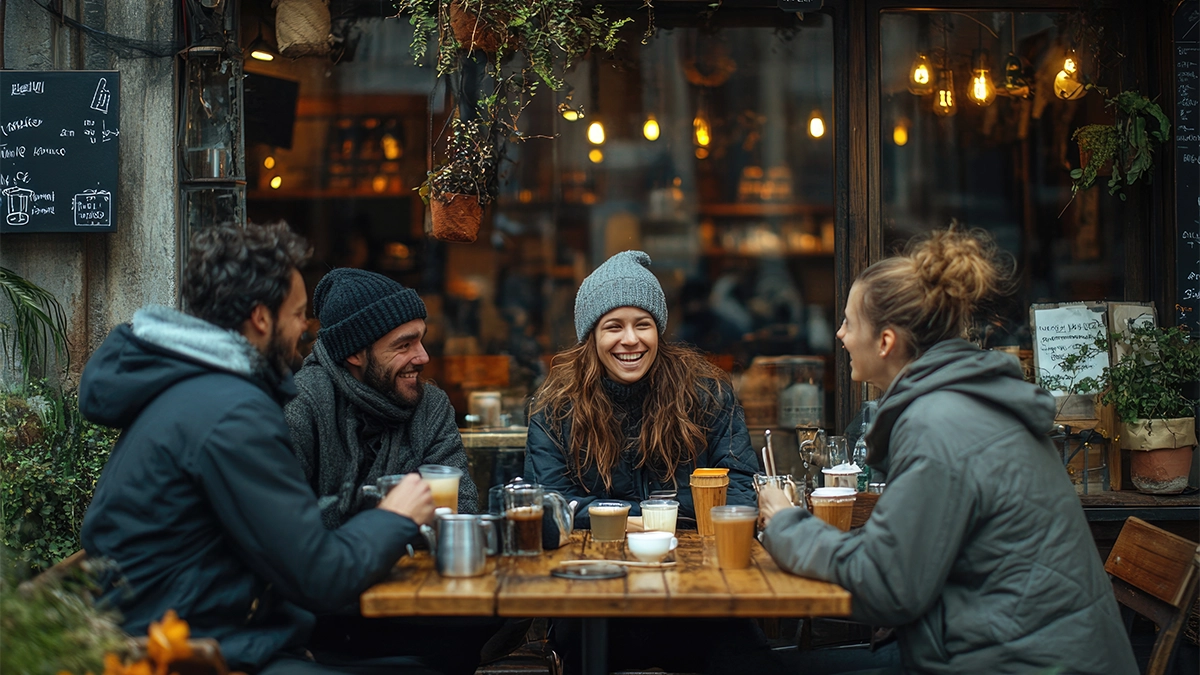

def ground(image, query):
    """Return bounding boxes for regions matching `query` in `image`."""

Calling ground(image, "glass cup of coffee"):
[639,499,680,534]
[588,501,631,542]
[418,465,462,513]
[710,505,759,570]
[809,487,856,532]
[359,473,407,507]
[503,483,544,556]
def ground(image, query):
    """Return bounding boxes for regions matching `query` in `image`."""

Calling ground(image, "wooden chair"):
[1105,517,1200,675]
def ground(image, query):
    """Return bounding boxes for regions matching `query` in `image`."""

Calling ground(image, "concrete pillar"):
[1,0,177,385]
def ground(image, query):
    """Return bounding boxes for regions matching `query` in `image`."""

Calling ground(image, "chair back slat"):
[1105,517,1198,608]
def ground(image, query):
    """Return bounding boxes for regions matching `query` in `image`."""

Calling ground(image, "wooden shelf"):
[701,247,833,258]
[700,202,833,218]
[248,188,413,200]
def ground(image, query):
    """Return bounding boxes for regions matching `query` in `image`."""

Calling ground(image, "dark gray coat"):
[763,340,1136,675]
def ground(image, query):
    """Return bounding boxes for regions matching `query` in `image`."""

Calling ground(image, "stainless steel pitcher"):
[420,513,495,577]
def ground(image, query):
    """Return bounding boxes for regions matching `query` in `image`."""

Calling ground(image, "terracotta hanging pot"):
[1119,417,1197,495]
[448,1,507,54]
[430,192,482,243]
[1079,148,1113,177]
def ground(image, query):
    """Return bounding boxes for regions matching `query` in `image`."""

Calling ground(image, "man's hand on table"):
[758,484,794,529]
[378,473,435,526]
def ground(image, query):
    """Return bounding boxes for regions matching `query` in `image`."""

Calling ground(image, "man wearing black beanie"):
[286,267,477,529]
[285,268,496,675]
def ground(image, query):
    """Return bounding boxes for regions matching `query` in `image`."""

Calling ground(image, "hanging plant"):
[397,0,632,89]
[1069,86,1171,202]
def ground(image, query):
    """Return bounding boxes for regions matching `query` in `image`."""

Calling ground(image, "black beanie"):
[312,268,428,363]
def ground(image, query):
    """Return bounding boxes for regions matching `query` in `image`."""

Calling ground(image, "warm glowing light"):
[695,147,709,159]
[518,189,533,203]
[269,176,282,189]
[933,69,956,117]
[372,175,388,193]
[807,110,826,138]
[967,50,995,106]
[588,148,604,163]
[263,156,275,169]
[250,49,275,61]
[1063,57,1077,74]
[587,121,606,145]
[642,115,660,141]
[908,53,935,95]
[693,116,711,147]
[382,133,402,160]
[561,109,581,122]
[893,122,909,146]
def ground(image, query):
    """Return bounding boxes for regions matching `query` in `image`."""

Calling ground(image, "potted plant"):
[417,106,499,243]
[1070,88,1171,201]
[1099,325,1199,494]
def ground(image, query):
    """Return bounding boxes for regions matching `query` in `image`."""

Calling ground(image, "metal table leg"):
[581,617,608,675]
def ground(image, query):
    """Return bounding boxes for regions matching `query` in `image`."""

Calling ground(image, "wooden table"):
[362,532,851,675]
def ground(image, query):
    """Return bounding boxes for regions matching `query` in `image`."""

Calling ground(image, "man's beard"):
[266,323,304,375]
[363,348,424,409]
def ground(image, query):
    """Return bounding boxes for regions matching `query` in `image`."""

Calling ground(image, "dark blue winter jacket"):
[79,306,418,673]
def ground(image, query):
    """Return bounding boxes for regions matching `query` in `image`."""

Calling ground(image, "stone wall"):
[0,0,177,384]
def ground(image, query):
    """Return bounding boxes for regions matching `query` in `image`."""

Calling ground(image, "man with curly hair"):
[79,222,438,675]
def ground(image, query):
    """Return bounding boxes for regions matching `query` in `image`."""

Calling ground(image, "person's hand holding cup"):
[378,473,435,526]
[757,483,795,529]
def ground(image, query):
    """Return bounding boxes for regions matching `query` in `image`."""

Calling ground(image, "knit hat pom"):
[573,250,668,343]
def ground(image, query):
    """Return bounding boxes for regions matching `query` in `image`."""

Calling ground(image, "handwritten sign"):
[1176,2,1199,332]
[0,71,119,233]
[1032,304,1109,397]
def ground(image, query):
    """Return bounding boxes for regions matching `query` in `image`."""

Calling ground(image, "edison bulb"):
[587,121,606,145]
[908,53,935,95]
[269,176,282,189]
[933,69,956,117]
[1054,69,1086,100]
[693,116,711,147]
[807,110,826,138]
[263,156,276,169]
[643,115,660,141]
[893,122,909,146]
[250,49,275,62]
[969,71,996,105]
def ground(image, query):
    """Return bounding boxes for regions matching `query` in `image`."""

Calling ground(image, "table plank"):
[360,552,434,617]
[663,535,733,616]
[413,556,499,615]
[498,535,629,617]
[750,541,853,616]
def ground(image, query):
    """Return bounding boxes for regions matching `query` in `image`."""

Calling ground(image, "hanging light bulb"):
[558,102,583,122]
[908,53,935,95]
[643,115,660,141]
[933,69,956,117]
[587,120,606,145]
[588,148,604,163]
[1002,53,1030,97]
[968,50,996,106]
[1054,51,1087,100]
[893,119,909,146]
[693,114,711,147]
[807,109,826,138]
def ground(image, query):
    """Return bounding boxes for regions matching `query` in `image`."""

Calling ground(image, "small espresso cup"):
[626,531,678,563]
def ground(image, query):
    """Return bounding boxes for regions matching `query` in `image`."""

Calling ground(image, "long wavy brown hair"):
[530,336,732,490]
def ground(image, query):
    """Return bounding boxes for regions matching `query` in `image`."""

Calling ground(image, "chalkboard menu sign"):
[1176,2,1200,332]
[0,71,120,234]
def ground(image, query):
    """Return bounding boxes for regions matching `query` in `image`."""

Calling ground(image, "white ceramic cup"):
[626,531,678,563]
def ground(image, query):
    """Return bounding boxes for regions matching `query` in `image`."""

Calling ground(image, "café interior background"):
[239,5,1132,428]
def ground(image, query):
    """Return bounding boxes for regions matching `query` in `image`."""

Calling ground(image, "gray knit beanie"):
[574,250,667,343]
[313,268,427,363]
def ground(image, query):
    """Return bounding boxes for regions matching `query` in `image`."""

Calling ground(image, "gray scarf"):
[287,340,471,528]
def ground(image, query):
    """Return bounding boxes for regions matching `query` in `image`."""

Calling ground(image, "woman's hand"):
[758,484,795,529]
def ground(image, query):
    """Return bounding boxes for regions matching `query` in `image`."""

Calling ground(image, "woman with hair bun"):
[758,227,1136,674]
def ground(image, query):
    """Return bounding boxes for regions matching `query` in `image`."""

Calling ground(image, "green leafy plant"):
[398,0,632,89]
[418,93,506,206]
[1,380,119,574]
[0,558,128,675]
[0,267,70,388]
[1069,87,1171,201]
[1042,325,1200,425]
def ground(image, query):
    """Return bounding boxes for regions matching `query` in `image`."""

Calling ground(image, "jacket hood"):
[865,339,1055,468]
[80,306,294,428]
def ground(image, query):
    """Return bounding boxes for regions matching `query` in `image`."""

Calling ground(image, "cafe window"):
[242,9,836,426]
[876,8,1146,350]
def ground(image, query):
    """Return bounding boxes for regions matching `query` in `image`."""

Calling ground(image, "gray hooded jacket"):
[763,339,1136,674]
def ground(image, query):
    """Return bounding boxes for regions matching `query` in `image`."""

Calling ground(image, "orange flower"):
[101,654,152,675]
[146,609,193,672]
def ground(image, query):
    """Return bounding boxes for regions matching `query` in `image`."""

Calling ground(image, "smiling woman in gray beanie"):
[524,250,770,674]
